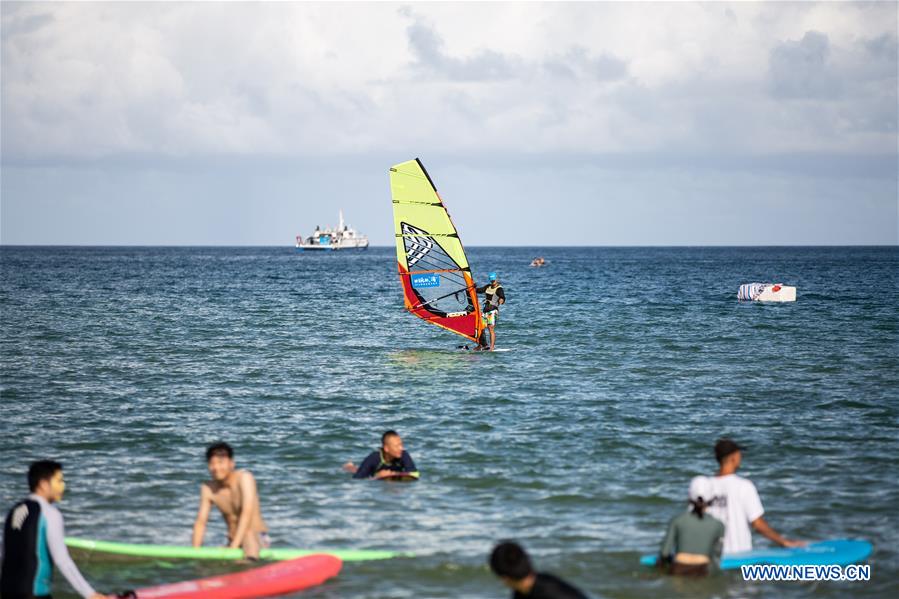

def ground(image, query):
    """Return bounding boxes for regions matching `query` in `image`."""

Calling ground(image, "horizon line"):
[2,244,897,249]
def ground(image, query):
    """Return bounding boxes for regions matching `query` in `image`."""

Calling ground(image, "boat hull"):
[296,242,369,251]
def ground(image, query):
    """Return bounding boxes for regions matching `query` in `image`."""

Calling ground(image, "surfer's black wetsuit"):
[511,573,589,599]
[353,450,419,479]
[1,495,97,599]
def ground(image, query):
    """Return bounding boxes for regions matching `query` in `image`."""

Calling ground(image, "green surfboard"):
[66,537,407,563]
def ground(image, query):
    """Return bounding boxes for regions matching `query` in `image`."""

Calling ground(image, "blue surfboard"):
[640,539,872,570]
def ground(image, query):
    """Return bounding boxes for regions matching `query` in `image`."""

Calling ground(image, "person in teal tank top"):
[658,475,725,576]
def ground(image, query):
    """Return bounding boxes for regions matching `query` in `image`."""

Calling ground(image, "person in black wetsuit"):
[342,431,419,480]
[489,541,588,599]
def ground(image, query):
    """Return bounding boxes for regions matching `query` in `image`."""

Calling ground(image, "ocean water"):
[1,246,897,598]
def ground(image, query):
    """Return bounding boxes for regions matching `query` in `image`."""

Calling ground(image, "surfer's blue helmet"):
[488,272,497,281]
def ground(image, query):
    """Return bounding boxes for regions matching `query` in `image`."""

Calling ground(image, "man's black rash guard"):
[1,494,97,598]
[353,450,419,479]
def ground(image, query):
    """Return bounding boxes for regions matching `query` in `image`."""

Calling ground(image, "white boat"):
[295,210,369,251]
[738,283,797,302]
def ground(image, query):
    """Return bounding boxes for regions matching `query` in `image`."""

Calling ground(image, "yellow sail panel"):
[389,158,483,342]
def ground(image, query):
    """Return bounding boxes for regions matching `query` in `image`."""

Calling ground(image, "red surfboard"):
[119,554,341,599]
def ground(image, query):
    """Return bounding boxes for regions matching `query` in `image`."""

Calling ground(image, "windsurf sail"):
[389,158,484,343]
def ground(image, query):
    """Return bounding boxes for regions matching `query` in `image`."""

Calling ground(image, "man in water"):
[1,460,106,599]
[192,442,270,560]
[704,439,804,554]
[342,430,419,480]
[476,272,505,351]
[489,541,588,598]
[658,475,724,576]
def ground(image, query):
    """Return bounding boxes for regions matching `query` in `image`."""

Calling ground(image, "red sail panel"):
[398,263,482,342]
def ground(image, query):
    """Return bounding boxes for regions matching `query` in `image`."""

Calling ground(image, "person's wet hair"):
[381,430,399,446]
[28,460,63,492]
[690,497,714,519]
[489,541,533,580]
[205,442,234,461]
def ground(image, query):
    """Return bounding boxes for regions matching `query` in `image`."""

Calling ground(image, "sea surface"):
[1,246,897,598]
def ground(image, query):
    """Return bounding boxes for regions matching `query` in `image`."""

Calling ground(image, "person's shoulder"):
[671,511,692,526]
[237,469,257,481]
[534,572,588,599]
[731,474,758,492]
[717,473,755,490]
[8,497,37,512]
[40,499,62,521]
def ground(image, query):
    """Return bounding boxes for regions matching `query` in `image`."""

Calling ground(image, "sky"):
[1,1,896,246]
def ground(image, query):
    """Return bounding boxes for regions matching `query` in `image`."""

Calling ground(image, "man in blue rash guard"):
[1,461,106,599]
[342,431,419,480]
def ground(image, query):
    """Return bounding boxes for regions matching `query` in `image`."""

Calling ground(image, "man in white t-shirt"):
[701,439,804,554]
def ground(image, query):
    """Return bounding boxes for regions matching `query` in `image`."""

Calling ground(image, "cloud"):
[404,11,521,81]
[543,46,628,82]
[768,31,841,99]
[0,2,895,163]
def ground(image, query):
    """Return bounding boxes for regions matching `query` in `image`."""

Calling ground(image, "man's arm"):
[496,287,505,304]
[751,517,805,548]
[475,284,486,293]
[353,452,380,479]
[44,506,103,599]
[192,484,213,547]
[400,451,420,478]
[229,471,259,549]
[744,480,804,548]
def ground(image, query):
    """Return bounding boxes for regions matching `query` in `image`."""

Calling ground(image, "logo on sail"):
[411,274,441,289]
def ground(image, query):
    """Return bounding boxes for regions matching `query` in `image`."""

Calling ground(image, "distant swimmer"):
[192,442,270,560]
[476,272,506,351]
[0,460,106,599]
[529,257,546,267]
[343,430,420,480]
[703,439,804,554]
[489,541,588,599]
[658,475,724,576]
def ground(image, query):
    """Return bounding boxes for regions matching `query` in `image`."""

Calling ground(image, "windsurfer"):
[343,431,420,480]
[477,272,505,350]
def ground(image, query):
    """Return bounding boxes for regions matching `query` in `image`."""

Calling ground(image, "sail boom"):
[395,233,459,238]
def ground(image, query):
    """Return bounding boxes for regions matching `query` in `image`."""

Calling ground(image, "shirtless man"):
[192,442,269,559]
